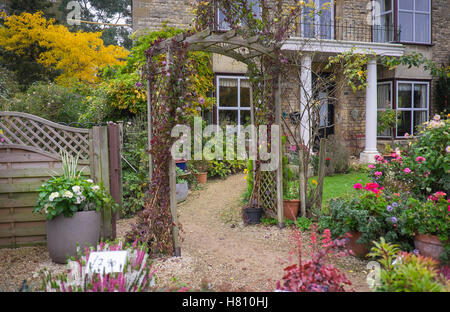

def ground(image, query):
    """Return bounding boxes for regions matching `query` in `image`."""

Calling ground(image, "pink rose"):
[374,171,383,177]
[353,183,363,190]
[368,164,375,169]
[415,156,426,163]
[403,168,411,174]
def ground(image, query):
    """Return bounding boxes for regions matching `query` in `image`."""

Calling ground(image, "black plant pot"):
[244,207,263,225]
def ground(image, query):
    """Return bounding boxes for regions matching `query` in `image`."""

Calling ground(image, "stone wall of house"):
[132,0,193,33]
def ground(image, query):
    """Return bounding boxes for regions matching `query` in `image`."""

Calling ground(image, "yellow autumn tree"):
[0,11,129,84]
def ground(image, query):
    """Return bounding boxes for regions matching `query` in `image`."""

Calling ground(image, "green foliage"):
[367,237,401,271]
[295,216,313,231]
[381,52,450,78]
[121,114,149,217]
[377,108,398,134]
[407,116,450,197]
[369,239,448,292]
[434,72,449,114]
[284,179,299,200]
[58,0,132,48]
[33,176,117,221]
[7,81,86,123]
[0,65,19,108]
[402,195,450,244]
[208,159,246,178]
[326,48,375,92]
[319,189,413,249]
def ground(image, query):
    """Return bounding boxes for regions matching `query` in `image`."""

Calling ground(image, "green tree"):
[58,0,132,48]
[2,0,55,17]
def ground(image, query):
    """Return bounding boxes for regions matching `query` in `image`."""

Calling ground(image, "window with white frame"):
[216,76,251,129]
[373,0,394,42]
[396,81,429,137]
[217,0,262,31]
[377,81,393,137]
[301,0,334,39]
[398,0,431,43]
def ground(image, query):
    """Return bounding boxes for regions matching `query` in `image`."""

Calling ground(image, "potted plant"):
[403,192,449,260]
[242,162,263,225]
[283,180,300,221]
[192,160,210,184]
[33,151,117,264]
[319,183,394,258]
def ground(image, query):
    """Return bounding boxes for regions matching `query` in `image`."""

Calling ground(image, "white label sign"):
[86,251,128,274]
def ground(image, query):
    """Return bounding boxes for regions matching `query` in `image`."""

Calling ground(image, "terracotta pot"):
[414,234,444,260]
[283,199,300,221]
[194,172,207,184]
[47,211,101,264]
[346,231,369,258]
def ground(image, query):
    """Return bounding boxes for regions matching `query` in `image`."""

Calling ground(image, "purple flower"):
[392,202,398,208]
[391,217,397,223]
[413,249,419,255]
[135,82,143,88]
[386,205,392,212]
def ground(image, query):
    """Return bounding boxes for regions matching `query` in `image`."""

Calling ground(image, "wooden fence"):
[0,112,122,248]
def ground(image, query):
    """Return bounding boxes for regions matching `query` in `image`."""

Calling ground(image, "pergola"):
[146,28,284,256]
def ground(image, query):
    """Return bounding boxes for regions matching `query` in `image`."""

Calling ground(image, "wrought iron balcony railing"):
[293,20,401,43]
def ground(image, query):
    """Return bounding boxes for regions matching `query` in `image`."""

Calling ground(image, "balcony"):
[292,20,401,44]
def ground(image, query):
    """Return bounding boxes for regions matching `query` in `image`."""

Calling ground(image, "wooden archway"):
[146,28,283,256]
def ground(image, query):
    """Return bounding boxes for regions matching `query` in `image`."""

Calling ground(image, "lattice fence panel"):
[260,170,277,218]
[0,112,90,160]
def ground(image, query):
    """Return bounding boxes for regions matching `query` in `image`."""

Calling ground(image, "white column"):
[360,57,379,163]
[300,54,312,146]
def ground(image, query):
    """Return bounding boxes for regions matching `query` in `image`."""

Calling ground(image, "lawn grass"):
[309,171,371,209]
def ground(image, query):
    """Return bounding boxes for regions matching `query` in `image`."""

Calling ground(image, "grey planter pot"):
[46,211,101,264]
[176,182,189,203]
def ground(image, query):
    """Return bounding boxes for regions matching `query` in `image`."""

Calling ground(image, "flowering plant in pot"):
[318,183,413,258]
[33,151,118,264]
[402,192,450,261]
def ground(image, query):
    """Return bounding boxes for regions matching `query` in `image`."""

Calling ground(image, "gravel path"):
[0,173,372,292]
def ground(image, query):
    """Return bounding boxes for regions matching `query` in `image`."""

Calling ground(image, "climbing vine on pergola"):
[125,0,310,256]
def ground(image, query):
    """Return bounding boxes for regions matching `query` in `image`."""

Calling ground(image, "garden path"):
[118,173,372,292]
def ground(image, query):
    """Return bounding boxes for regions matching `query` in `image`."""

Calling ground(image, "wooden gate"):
[0,112,122,248]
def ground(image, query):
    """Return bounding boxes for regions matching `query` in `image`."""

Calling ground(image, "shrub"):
[402,192,450,246]
[8,81,86,123]
[367,115,450,199]
[40,240,156,292]
[121,115,150,217]
[276,226,352,292]
[368,238,449,292]
[0,65,19,109]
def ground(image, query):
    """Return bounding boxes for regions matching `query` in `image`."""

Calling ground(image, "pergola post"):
[146,65,153,183]
[275,75,284,228]
[165,46,181,257]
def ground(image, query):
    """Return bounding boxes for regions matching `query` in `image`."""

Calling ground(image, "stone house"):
[132,0,449,163]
